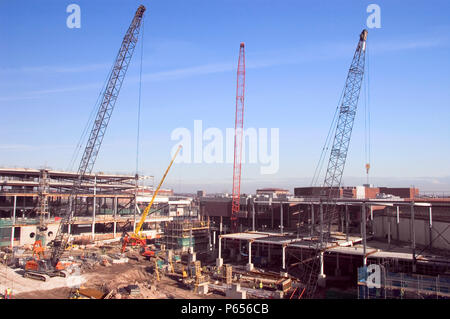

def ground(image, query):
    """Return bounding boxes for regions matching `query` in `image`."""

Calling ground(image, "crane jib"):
[50,6,146,267]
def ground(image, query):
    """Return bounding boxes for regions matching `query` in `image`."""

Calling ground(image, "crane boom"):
[50,5,146,267]
[79,5,146,178]
[231,42,245,233]
[321,29,368,238]
[134,145,182,237]
[301,30,368,298]
[323,29,368,193]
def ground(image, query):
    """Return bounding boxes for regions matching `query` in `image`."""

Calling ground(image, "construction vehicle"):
[121,145,182,253]
[23,5,146,281]
[140,245,157,259]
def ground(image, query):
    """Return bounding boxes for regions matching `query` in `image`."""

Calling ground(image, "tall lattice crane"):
[231,43,246,233]
[301,30,368,298]
[50,5,146,267]
[323,29,368,194]
[321,29,368,236]
[23,6,146,281]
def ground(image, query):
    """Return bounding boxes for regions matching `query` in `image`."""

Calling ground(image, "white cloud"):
[1,34,447,101]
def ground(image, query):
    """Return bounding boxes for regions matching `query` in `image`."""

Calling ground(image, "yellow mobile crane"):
[121,145,182,254]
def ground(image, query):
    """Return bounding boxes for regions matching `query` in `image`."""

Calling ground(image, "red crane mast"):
[231,43,245,233]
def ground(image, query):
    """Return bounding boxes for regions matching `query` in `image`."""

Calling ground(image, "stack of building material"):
[226,283,246,299]
[78,288,106,299]
[225,265,233,284]
[127,284,140,296]
[277,278,292,292]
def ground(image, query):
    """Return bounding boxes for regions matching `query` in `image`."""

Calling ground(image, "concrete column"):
[319,251,324,275]
[216,235,223,267]
[310,204,314,236]
[237,240,242,261]
[220,216,223,234]
[252,201,256,231]
[345,204,349,241]
[411,203,416,272]
[335,253,341,276]
[281,245,288,277]
[287,204,290,229]
[320,202,324,248]
[318,251,326,287]
[271,204,274,229]
[370,205,374,235]
[280,202,284,234]
[396,206,400,224]
[246,241,254,271]
[189,251,197,263]
[362,202,367,267]
[113,196,117,238]
[429,206,433,248]
[10,195,16,248]
[388,218,391,247]
[92,176,96,240]
[208,229,212,251]
[213,230,216,250]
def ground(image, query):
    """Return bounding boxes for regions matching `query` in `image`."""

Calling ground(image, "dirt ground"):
[9,258,223,299]
[0,264,86,296]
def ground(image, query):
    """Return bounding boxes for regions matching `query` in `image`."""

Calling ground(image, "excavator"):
[23,5,146,281]
[121,145,182,258]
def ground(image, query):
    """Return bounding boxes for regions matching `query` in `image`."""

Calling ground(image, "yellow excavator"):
[121,145,182,255]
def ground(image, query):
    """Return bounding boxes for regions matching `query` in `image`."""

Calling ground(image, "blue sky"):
[1,0,449,193]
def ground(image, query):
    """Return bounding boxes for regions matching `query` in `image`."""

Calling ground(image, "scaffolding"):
[358,267,450,299]
[157,220,210,253]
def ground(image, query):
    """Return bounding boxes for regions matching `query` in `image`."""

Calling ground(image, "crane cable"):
[67,55,117,172]
[136,17,144,176]
[364,42,371,184]
[310,82,346,187]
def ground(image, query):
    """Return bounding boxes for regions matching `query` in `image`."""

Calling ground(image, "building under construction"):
[199,186,450,298]
[0,167,198,247]
[157,220,210,253]
[0,4,448,301]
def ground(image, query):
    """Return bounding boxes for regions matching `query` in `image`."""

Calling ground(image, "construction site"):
[1,4,449,300]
